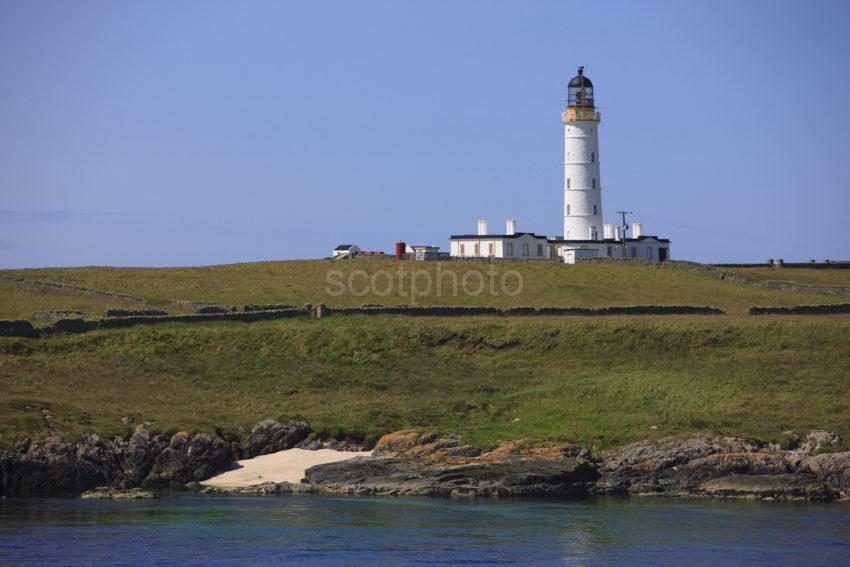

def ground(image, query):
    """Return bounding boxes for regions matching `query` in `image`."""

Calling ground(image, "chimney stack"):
[632,222,642,238]
[477,218,488,236]
[505,218,516,235]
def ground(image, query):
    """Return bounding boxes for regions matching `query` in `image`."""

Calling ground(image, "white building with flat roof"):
[450,219,549,259]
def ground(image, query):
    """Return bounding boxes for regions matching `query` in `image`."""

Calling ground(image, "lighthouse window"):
[591,152,595,163]
[567,204,571,215]
[567,178,571,189]
[593,204,597,215]
[592,178,596,189]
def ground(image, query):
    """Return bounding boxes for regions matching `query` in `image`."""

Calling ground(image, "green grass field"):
[730,266,850,287]
[1,259,848,451]
[2,259,847,319]
[1,315,848,450]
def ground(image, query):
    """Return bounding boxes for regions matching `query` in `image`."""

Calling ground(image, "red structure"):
[395,241,406,260]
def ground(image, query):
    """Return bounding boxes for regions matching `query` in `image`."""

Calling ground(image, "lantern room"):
[567,66,594,108]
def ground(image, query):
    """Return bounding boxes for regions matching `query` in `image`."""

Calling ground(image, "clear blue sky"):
[2,0,849,267]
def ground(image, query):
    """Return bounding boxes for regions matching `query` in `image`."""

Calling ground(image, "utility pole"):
[617,210,632,259]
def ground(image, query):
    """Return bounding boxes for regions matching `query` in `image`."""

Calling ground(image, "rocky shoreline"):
[0,419,312,495]
[2,422,848,502]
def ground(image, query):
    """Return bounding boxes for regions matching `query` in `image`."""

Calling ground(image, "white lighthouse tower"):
[562,67,603,241]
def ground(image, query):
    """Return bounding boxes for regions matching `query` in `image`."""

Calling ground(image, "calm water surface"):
[1,494,849,565]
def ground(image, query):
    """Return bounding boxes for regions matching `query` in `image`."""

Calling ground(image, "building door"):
[659,248,668,262]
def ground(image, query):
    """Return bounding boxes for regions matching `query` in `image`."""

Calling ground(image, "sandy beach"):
[201,448,372,488]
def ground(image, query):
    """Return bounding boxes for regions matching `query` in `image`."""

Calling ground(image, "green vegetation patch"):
[1,316,847,450]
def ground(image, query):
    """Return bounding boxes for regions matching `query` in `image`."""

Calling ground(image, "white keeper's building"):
[450,219,550,259]
[450,66,671,264]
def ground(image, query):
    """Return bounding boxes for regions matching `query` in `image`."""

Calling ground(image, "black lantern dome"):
[567,66,594,108]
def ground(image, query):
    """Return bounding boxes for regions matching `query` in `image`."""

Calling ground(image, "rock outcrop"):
[302,432,597,498]
[298,431,850,501]
[593,434,850,500]
[145,431,231,485]
[238,419,310,459]
[0,419,308,496]
[81,486,158,499]
[3,425,849,501]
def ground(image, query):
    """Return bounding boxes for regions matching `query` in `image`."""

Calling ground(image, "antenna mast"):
[617,210,632,258]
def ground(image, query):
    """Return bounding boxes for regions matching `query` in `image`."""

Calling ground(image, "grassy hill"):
[2,259,848,320]
[1,259,848,450]
[1,316,848,450]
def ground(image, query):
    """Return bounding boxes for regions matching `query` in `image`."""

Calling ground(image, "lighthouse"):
[562,66,603,241]
[449,65,671,264]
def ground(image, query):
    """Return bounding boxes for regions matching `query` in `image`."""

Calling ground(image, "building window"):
[566,178,570,189]
[523,243,529,257]
[566,204,570,215]
[630,246,637,258]
[592,178,596,189]
[647,247,653,259]
[488,242,494,257]
[607,246,612,257]
[474,243,480,256]
[591,152,595,163]
[506,243,513,256]
[537,243,543,257]
[460,244,465,256]
[593,204,597,215]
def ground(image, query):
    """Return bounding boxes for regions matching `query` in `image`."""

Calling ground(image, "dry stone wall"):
[0,320,37,338]
[32,310,86,321]
[104,309,168,317]
[0,304,730,338]
[748,303,850,315]
[320,304,724,317]
[244,304,297,312]
[0,275,147,303]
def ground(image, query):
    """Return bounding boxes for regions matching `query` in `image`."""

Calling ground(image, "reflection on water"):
[1,495,849,565]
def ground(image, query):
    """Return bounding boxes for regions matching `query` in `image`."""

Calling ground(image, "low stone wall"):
[244,304,297,312]
[714,262,850,270]
[39,307,313,335]
[748,303,850,316]
[32,310,86,321]
[320,304,724,317]
[533,305,724,316]
[322,305,503,316]
[194,305,237,314]
[0,320,38,338]
[104,309,168,317]
[577,257,652,265]
[664,261,850,297]
[755,280,850,297]
[3,304,727,338]
[0,275,147,303]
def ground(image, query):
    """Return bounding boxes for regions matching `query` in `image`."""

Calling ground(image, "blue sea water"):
[1,494,849,566]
